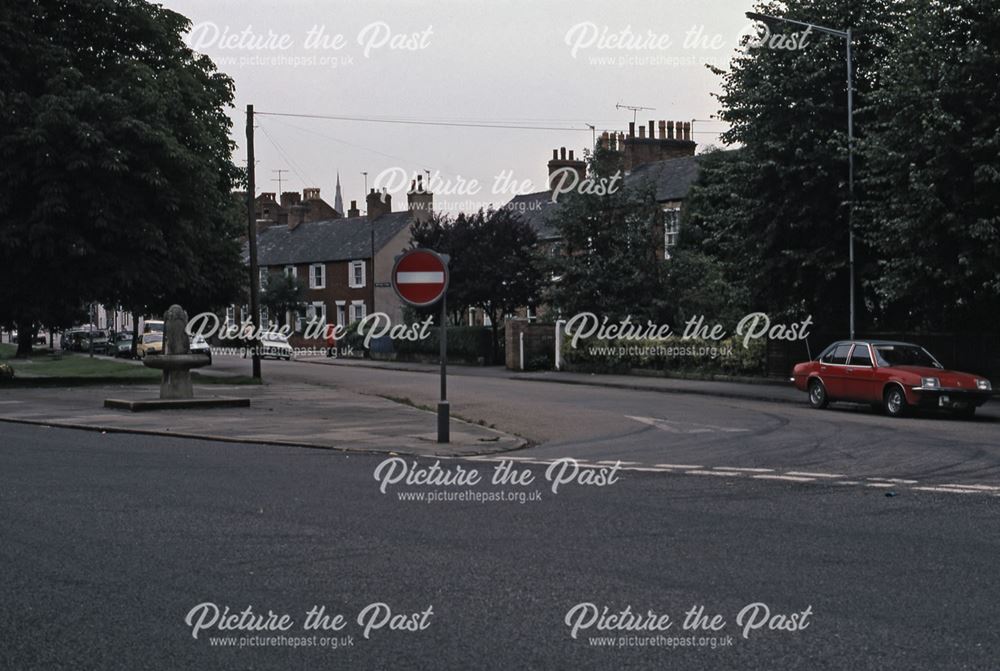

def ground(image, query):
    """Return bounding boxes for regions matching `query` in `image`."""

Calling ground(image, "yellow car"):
[137,332,164,358]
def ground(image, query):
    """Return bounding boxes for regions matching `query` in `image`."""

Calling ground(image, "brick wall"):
[505,320,556,370]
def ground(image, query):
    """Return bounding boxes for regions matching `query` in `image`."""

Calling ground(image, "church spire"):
[334,171,344,215]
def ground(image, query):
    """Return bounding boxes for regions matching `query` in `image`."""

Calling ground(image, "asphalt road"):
[2,422,999,670]
[212,356,1000,487]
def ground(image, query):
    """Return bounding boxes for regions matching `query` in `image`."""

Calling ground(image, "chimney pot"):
[552,149,558,160]
[560,147,567,160]
[648,120,655,138]
[568,150,574,160]
[667,121,674,139]
[658,120,667,139]
[638,126,645,139]
[628,121,635,138]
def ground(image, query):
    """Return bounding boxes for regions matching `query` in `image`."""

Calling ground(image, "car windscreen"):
[873,345,940,368]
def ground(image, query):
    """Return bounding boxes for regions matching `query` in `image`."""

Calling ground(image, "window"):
[349,260,366,288]
[848,344,873,367]
[309,263,326,289]
[526,306,536,322]
[663,208,681,259]
[260,307,269,328]
[336,302,346,327]
[311,301,327,327]
[259,269,269,291]
[225,305,235,324]
[284,265,297,279]
[294,310,305,333]
[822,343,853,365]
[351,300,366,323]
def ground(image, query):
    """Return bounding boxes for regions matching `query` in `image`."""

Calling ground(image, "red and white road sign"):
[391,249,449,307]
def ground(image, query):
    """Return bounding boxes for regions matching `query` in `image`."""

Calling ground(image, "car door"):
[843,343,877,402]
[817,343,853,399]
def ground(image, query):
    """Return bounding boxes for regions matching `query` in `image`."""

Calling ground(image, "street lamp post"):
[745,12,855,339]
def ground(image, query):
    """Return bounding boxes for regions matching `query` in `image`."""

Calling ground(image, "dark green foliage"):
[0,0,244,355]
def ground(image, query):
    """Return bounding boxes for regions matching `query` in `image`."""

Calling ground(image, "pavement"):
[2,422,998,670]
[0,382,521,457]
[300,355,802,403]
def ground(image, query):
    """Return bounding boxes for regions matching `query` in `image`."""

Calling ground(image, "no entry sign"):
[392,249,449,307]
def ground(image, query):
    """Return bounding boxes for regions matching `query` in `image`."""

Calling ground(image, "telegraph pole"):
[246,104,262,380]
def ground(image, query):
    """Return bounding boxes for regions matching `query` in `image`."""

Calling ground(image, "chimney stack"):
[620,119,697,172]
[366,188,392,221]
[280,191,301,208]
[288,203,308,231]
[547,146,587,191]
[407,175,433,223]
[303,187,321,201]
[347,199,360,218]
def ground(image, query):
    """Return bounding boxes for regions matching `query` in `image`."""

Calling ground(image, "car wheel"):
[883,385,908,418]
[808,379,829,409]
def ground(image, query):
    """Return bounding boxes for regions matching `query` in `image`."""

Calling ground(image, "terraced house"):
[235,180,433,345]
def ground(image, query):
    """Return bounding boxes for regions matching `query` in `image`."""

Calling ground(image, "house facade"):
[235,182,432,346]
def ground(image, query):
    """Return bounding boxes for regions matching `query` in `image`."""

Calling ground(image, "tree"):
[859,0,1000,332]
[411,208,544,361]
[260,272,306,328]
[0,0,244,356]
[546,144,667,322]
[682,0,903,332]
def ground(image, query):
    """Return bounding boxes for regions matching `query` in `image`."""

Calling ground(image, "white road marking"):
[655,463,704,469]
[712,466,774,473]
[626,415,750,434]
[913,486,988,495]
[753,474,815,483]
[938,483,1000,491]
[451,457,1000,497]
[785,471,844,479]
[686,469,742,477]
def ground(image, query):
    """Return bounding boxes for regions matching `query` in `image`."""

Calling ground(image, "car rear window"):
[823,344,852,365]
[849,345,872,366]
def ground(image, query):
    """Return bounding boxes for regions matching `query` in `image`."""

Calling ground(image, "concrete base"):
[104,397,251,412]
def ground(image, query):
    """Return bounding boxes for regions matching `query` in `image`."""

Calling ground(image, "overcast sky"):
[163,0,755,214]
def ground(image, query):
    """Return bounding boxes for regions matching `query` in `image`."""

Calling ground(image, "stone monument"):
[104,304,250,411]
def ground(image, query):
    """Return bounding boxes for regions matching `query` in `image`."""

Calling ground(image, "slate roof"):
[249,211,413,266]
[626,154,702,202]
[502,154,705,241]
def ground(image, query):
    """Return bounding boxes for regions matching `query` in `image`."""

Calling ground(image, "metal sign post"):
[391,248,450,443]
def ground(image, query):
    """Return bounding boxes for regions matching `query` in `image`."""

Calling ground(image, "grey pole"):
[246,104,262,379]
[437,293,449,443]
[846,28,855,340]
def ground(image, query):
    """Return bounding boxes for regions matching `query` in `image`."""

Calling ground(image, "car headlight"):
[921,377,940,389]
[977,379,992,391]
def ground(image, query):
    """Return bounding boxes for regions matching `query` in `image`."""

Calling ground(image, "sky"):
[162,0,756,214]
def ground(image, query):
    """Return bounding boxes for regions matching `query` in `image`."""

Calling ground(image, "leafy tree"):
[411,208,544,361]
[859,0,1000,332]
[0,0,243,356]
[260,272,306,328]
[546,145,667,322]
[682,0,903,333]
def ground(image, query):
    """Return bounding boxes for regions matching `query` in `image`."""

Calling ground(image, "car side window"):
[848,345,873,367]
[825,344,852,365]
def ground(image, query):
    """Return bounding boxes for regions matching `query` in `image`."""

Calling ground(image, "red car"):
[791,340,993,417]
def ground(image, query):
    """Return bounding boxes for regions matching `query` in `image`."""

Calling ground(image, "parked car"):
[792,340,993,417]
[79,329,110,355]
[259,332,293,361]
[190,334,212,364]
[136,332,163,359]
[112,332,134,358]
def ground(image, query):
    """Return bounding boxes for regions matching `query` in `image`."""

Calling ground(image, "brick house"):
[235,182,432,345]
[491,119,704,325]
